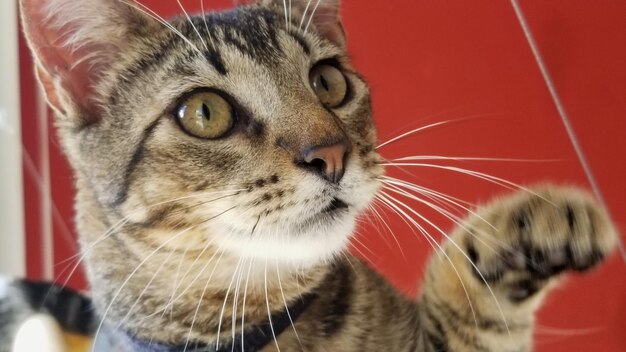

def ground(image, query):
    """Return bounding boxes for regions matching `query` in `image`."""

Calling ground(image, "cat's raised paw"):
[463,186,618,300]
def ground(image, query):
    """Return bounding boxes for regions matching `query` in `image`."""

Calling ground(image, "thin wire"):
[37,86,54,280]
[510,0,626,263]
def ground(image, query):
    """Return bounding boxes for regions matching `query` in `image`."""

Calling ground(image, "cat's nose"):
[300,141,350,184]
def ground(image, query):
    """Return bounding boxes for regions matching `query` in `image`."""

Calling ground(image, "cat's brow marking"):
[112,117,162,206]
[286,29,311,55]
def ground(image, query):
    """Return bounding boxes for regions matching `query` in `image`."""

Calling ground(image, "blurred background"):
[2,1,625,351]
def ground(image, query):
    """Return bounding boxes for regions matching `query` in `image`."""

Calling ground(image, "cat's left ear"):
[20,0,157,124]
[253,0,346,48]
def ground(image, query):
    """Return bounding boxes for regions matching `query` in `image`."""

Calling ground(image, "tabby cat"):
[12,0,618,351]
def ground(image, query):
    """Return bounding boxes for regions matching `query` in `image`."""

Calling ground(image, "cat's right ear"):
[19,0,157,125]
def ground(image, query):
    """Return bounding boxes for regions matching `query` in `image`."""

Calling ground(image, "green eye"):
[176,92,234,139]
[309,64,348,108]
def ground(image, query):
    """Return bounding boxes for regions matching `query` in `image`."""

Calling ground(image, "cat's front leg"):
[417,185,617,352]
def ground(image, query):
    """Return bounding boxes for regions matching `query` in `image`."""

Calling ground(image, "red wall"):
[20,1,626,351]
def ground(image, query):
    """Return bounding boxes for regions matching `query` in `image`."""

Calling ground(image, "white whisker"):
[117,243,178,329]
[215,256,244,350]
[176,0,209,51]
[138,223,236,324]
[382,162,549,203]
[240,259,253,351]
[304,0,323,33]
[376,113,508,150]
[161,241,192,318]
[275,262,304,350]
[382,184,504,255]
[159,233,221,318]
[264,258,281,352]
[364,204,398,254]
[92,225,197,351]
[376,193,479,326]
[375,196,426,247]
[183,243,231,352]
[390,155,559,163]
[199,0,216,47]
[534,324,603,337]
[231,257,248,351]
[371,201,408,258]
[118,0,202,55]
[281,0,289,29]
[54,189,242,300]
[376,120,454,150]
[381,176,495,229]
[349,232,379,260]
[299,0,313,30]
[376,194,440,258]
[380,191,510,335]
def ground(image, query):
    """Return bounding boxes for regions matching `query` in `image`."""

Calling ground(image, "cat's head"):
[21,0,382,266]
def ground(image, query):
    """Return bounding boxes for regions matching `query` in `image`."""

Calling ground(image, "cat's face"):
[22,0,382,266]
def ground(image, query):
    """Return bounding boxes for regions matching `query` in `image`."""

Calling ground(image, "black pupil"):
[320,75,330,92]
[201,103,211,120]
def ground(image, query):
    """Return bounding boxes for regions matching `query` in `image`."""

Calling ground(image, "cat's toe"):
[539,187,618,272]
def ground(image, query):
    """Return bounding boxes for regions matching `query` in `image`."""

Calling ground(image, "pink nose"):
[301,142,350,184]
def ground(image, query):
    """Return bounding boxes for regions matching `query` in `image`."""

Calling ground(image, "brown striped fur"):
[19,0,618,351]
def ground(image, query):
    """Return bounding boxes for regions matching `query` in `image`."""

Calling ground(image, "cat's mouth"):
[303,197,350,226]
[295,197,351,229]
[322,198,349,214]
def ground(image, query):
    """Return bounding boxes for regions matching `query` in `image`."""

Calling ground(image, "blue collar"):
[93,293,318,352]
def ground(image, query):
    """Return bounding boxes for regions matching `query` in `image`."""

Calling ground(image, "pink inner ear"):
[21,0,104,117]
[40,33,99,114]
[313,20,346,48]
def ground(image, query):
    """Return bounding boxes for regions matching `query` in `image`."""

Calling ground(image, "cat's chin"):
[214,214,356,268]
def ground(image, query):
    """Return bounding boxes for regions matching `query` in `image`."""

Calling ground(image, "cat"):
[10,0,618,351]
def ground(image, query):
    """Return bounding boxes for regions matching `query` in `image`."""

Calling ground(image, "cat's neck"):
[78,190,332,345]
[89,241,331,344]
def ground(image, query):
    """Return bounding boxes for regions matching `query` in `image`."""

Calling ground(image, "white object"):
[0,0,26,276]
[12,314,66,352]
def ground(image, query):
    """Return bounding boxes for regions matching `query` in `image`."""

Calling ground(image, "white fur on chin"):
[216,216,356,268]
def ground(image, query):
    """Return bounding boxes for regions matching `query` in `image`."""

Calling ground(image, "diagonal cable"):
[510,0,626,262]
